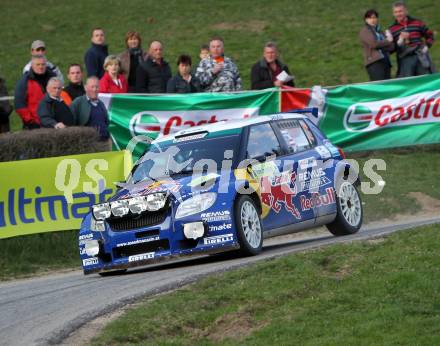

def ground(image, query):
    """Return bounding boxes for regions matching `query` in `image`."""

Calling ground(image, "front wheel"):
[234,196,263,256]
[326,182,363,236]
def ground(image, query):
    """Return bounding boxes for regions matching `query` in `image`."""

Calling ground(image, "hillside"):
[0,0,439,130]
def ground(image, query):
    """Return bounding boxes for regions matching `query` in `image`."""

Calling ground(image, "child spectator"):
[199,44,209,61]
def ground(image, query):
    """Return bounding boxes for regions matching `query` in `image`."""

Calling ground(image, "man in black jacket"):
[64,64,85,101]
[84,28,108,78]
[136,41,171,93]
[37,77,75,129]
[251,42,295,90]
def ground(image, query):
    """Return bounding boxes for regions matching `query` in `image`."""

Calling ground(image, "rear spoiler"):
[286,107,318,119]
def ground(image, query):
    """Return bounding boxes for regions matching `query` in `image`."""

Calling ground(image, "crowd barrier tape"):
[0,150,132,239]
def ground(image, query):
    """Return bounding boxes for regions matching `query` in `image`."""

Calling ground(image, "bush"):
[0,126,111,162]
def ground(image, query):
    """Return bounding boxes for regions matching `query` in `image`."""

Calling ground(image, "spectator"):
[37,77,75,129]
[23,40,64,84]
[99,55,128,93]
[135,40,172,93]
[199,44,209,61]
[359,9,394,81]
[167,55,201,93]
[84,28,108,78]
[389,1,435,77]
[195,37,242,92]
[118,31,148,92]
[71,77,109,140]
[251,42,295,89]
[15,55,55,129]
[63,64,85,104]
[0,76,12,133]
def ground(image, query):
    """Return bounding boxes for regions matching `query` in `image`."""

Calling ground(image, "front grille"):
[113,239,170,258]
[107,209,168,231]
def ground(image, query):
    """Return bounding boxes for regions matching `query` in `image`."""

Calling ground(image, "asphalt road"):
[1,217,439,346]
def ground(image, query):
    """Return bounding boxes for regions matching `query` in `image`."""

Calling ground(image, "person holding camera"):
[388,1,435,77]
[359,9,394,81]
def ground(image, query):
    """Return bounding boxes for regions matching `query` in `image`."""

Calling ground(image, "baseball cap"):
[31,40,46,50]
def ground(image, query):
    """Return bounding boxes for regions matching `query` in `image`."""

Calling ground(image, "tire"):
[99,269,127,277]
[234,195,263,256]
[326,181,363,236]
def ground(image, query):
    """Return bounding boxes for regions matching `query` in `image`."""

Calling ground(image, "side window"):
[277,120,315,154]
[247,123,281,160]
[298,120,317,146]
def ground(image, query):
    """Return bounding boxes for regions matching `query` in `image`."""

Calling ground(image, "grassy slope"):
[0,231,79,280]
[92,224,440,345]
[356,147,440,221]
[1,0,439,131]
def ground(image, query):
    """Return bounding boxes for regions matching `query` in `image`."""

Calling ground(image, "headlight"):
[175,193,217,219]
[93,203,111,220]
[110,200,129,217]
[146,192,167,211]
[128,196,148,214]
[91,218,105,232]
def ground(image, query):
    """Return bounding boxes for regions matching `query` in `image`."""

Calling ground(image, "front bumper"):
[80,205,237,275]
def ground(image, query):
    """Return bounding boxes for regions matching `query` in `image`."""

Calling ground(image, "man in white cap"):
[22,40,64,84]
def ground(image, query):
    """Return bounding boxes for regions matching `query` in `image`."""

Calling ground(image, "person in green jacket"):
[70,76,109,140]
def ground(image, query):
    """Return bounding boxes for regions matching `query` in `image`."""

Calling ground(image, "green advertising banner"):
[0,151,132,239]
[320,74,440,151]
[106,89,280,160]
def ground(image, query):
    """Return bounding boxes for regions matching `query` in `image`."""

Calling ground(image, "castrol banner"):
[104,90,279,160]
[320,74,440,151]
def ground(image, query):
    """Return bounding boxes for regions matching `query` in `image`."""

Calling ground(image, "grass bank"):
[0,230,80,281]
[1,148,439,281]
[92,223,440,345]
[1,0,439,131]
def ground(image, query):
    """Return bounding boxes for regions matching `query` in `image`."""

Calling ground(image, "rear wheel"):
[234,196,263,255]
[326,181,362,236]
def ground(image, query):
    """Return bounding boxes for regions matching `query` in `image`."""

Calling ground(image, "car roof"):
[154,112,307,144]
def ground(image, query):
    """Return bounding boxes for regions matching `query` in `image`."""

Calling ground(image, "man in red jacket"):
[388,1,435,77]
[15,55,55,129]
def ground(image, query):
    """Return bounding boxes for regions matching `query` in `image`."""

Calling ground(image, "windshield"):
[129,135,241,184]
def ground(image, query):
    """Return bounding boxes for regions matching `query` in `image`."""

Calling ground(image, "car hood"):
[109,172,222,202]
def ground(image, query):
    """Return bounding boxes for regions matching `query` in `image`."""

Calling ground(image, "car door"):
[245,122,300,231]
[298,119,338,219]
[273,119,318,225]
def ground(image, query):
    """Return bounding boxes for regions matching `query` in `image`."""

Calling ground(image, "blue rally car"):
[79,112,363,275]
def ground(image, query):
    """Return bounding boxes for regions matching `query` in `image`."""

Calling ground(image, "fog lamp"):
[146,193,167,211]
[129,196,148,214]
[92,203,111,220]
[110,200,129,217]
[183,222,205,240]
[84,239,100,257]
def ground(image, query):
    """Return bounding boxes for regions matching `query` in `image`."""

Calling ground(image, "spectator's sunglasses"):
[35,47,46,52]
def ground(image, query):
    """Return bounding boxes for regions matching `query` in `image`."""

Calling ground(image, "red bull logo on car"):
[129,108,258,138]
[343,90,440,133]
[260,171,301,220]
